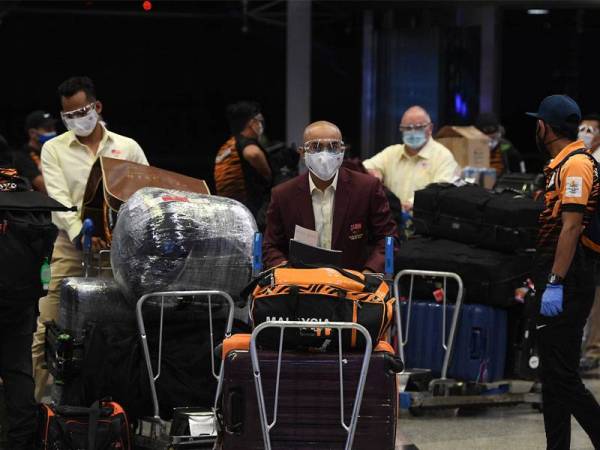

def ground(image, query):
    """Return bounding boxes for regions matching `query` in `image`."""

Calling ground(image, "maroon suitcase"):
[219,349,398,450]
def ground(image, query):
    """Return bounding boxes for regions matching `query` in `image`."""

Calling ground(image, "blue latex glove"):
[540,284,564,317]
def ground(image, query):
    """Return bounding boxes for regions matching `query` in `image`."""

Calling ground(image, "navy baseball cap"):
[526,95,581,129]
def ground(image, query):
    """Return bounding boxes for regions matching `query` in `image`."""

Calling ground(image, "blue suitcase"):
[401,301,507,382]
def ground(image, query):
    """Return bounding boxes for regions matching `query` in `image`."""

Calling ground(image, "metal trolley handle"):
[250,321,373,450]
[136,290,236,421]
[392,270,464,380]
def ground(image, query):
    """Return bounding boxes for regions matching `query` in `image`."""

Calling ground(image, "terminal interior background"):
[2,1,600,449]
[2,0,600,184]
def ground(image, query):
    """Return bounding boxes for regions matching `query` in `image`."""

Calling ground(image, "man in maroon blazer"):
[263,121,398,272]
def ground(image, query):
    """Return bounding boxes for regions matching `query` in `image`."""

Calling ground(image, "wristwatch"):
[547,273,564,285]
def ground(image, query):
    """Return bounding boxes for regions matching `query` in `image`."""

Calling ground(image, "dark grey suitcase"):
[220,349,398,450]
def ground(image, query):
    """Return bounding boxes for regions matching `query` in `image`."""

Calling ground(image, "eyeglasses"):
[399,122,431,132]
[579,124,599,135]
[61,102,96,120]
[302,139,345,154]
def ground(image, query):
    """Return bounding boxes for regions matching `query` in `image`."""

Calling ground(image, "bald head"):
[303,121,342,143]
[401,106,431,127]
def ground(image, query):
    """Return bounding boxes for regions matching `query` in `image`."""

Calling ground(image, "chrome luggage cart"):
[134,290,235,450]
[250,321,374,450]
[393,270,542,415]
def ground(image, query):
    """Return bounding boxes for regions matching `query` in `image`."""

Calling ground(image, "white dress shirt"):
[41,126,148,241]
[309,171,339,249]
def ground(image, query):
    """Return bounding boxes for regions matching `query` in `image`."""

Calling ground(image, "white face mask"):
[305,151,344,182]
[579,131,594,149]
[63,108,99,137]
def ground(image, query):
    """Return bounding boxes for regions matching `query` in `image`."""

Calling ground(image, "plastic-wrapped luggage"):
[58,278,135,338]
[111,188,257,304]
[401,301,507,382]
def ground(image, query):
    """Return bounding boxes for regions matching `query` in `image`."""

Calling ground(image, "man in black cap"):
[24,110,57,172]
[528,94,600,449]
[475,112,525,176]
[214,101,272,228]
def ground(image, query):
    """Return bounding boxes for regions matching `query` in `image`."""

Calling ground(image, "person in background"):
[578,113,600,372]
[578,113,600,161]
[263,120,398,272]
[32,76,148,401]
[363,105,459,212]
[214,101,272,229]
[0,144,40,450]
[527,94,600,449]
[23,110,57,174]
[475,112,525,175]
[0,133,44,193]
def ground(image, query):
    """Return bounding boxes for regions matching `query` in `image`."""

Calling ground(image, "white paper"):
[294,225,319,247]
[188,414,217,437]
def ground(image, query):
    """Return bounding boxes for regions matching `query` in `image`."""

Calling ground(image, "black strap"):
[88,400,101,450]
[553,148,594,191]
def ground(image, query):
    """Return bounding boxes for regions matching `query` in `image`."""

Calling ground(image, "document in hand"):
[288,239,343,267]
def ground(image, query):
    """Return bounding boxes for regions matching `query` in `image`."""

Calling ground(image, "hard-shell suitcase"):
[395,237,533,307]
[57,277,135,338]
[400,301,507,382]
[219,347,398,450]
[413,183,543,252]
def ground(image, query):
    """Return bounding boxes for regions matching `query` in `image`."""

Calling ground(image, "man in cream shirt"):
[363,105,459,211]
[32,76,148,400]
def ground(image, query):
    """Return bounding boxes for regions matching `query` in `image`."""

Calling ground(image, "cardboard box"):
[435,125,490,168]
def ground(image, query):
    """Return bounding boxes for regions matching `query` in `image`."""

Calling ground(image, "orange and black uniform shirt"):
[214,135,271,216]
[537,140,600,262]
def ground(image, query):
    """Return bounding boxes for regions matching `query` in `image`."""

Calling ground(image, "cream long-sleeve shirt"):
[309,171,339,249]
[363,138,459,206]
[41,127,148,242]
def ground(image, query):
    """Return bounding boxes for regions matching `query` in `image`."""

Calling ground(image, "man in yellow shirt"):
[363,105,459,211]
[32,76,148,400]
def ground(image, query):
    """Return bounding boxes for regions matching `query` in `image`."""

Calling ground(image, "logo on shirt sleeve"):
[565,176,583,198]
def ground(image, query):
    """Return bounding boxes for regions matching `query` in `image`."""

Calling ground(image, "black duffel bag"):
[395,237,534,308]
[413,183,543,252]
[249,266,395,351]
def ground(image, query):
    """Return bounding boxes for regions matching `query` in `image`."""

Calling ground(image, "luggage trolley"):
[135,290,236,450]
[393,270,542,415]
[250,321,374,450]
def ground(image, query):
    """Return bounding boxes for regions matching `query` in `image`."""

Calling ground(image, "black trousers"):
[539,322,600,449]
[0,317,37,450]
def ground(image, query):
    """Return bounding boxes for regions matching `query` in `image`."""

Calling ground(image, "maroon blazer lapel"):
[332,168,351,250]
[295,172,316,231]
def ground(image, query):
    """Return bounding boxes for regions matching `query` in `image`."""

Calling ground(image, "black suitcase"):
[413,183,543,252]
[505,304,539,380]
[494,173,545,198]
[219,347,399,450]
[395,237,534,307]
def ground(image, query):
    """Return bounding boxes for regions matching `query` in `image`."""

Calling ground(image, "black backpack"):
[0,166,72,309]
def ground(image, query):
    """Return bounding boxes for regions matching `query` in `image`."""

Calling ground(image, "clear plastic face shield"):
[61,102,97,120]
[399,122,431,150]
[578,124,600,149]
[301,139,346,181]
[301,139,346,155]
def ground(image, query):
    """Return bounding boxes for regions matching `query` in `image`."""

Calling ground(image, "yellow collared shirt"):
[363,138,459,206]
[41,127,149,241]
[309,171,339,249]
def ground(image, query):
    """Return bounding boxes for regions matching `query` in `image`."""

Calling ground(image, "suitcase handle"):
[470,328,485,359]
[225,389,244,434]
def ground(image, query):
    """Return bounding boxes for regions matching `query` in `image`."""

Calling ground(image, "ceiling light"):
[527,9,549,15]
